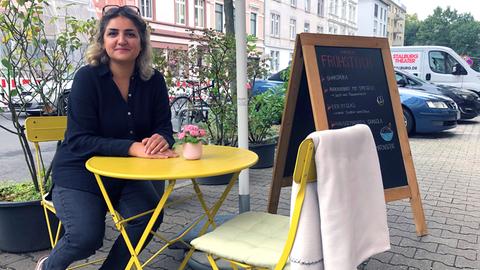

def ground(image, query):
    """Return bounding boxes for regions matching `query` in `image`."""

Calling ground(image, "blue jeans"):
[44,181,164,270]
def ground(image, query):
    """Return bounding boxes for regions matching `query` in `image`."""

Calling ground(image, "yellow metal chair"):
[25,116,104,269]
[190,138,317,270]
[25,116,67,249]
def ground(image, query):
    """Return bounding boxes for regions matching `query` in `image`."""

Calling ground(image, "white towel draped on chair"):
[289,182,324,270]
[290,124,390,270]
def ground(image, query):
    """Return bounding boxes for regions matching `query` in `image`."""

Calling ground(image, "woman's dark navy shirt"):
[52,64,175,194]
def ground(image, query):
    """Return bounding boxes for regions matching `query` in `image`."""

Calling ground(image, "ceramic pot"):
[183,143,202,160]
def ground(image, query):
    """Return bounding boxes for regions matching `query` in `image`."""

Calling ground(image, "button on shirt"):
[52,64,175,194]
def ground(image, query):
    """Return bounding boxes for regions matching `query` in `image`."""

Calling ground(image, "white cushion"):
[190,211,290,269]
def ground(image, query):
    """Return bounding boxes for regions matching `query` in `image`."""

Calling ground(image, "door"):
[426,50,464,88]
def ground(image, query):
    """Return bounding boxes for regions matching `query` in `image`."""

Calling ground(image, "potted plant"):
[248,85,285,168]
[0,0,94,252]
[176,124,207,160]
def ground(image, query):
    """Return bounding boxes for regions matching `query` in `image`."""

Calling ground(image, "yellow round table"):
[86,144,258,180]
[85,145,258,270]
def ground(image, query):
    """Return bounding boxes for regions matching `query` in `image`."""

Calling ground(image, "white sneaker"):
[35,256,48,270]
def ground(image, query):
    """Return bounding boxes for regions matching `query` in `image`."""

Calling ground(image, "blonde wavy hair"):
[85,7,154,81]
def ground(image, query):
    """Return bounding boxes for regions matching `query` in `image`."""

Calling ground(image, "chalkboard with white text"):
[316,46,407,189]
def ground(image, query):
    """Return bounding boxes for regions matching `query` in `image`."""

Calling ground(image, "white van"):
[390,46,480,95]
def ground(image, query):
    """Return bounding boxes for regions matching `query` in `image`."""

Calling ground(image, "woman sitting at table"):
[36,5,178,270]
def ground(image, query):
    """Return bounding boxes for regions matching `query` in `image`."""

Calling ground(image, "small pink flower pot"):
[182,143,203,160]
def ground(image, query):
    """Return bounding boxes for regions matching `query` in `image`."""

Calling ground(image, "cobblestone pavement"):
[1,118,480,270]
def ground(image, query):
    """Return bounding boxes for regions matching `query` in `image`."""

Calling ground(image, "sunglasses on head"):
[102,5,141,16]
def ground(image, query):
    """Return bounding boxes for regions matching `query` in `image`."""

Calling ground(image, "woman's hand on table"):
[128,142,179,159]
[141,133,169,155]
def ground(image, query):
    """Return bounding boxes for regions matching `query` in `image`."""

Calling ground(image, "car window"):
[429,51,461,74]
[407,77,420,86]
[395,73,403,83]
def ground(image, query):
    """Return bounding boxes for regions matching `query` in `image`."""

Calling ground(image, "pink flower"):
[176,124,207,145]
[190,129,200,137]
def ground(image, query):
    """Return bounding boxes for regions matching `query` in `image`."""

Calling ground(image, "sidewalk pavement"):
[1,119,480,270]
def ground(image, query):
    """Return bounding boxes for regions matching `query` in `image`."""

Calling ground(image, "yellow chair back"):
[25,116,67,143]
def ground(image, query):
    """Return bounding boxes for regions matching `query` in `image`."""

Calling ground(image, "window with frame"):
[304,22,310,33]
[305,0,310,12]
[341,0,346,19]
[290,0,297,7]
[317,0,324,16]
[374,4,378,18]
[194,0,205,28]
[349,5,356,21]
[429,51,461,74]
[270,50,280,72]
[250,13,257,36]
[334,0,338,15]
[328,0,334,14]
[175,0,186,24]
[289,19,296,40]
[271,13,280,37]
[215,3,223,32]
[140,0,152,18]
[317,25,323,33]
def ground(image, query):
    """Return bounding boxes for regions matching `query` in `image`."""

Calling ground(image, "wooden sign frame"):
[267,33,427,236]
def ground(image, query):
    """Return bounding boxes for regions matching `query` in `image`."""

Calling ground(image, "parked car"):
[391,46,480,95]
[9,84,45,115]
[252,69,458,135]
[395,68,480,119]
[9,80,72,115]
[398,88,458,134]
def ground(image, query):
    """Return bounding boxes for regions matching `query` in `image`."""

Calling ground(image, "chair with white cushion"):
[190,137,316,270]
[190,124,391,270]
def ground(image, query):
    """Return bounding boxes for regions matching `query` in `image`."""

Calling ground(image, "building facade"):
[264,0,357,73]
[357,0,388,38]
[326,0,358,36]
[385,0,406,46]
[91,1,265,55]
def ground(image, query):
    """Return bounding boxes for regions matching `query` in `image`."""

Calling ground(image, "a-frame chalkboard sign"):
[268,33,427,236]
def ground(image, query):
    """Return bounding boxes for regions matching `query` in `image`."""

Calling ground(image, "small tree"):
[0,0,95,191]
[185,29,268,146]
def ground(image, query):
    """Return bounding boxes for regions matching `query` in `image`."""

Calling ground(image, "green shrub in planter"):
[248,87,285,145]
[0,182,42,202]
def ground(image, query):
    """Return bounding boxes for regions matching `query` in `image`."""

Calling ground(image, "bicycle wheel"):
[56,90,70,116]
[170,96,193,132]
[193,100,210,123]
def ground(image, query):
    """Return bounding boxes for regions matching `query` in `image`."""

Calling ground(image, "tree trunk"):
[224,0,235,35]
[224,0,236,97]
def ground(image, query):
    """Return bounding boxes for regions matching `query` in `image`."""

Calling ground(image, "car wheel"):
[402,107,414,135]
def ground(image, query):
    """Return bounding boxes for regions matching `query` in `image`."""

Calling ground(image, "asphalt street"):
[0,113,57,183]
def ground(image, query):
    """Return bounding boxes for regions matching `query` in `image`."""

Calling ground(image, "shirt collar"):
[98,63,111,77]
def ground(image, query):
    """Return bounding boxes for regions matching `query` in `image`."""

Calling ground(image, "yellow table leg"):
[178,172,240,270]
[96,175,176,270]
[94,174,143,269]
[124,180,176,270]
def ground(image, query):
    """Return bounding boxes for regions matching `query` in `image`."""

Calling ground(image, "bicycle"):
[170,80,213,132]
